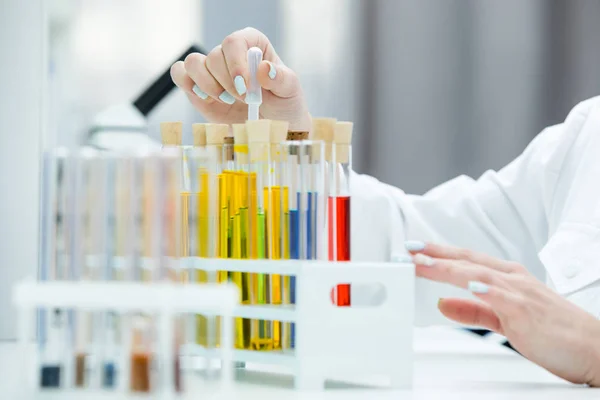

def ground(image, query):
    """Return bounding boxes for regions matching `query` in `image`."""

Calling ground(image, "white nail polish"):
[413,253,435,267]
[192,85,208,100]
[267,61,277,80]
[219,91,236,105]
[234,76,247,95]
[405,240,426,251]
[391,254,413,263]
[468,281,489,294]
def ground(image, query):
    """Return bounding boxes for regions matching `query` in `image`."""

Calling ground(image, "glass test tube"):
[74,149,108,389]
[247,120,272,350]
[158,148,184,391]
[329,122,353,306]
[281,131,310,350]
[232,124,252,350]
[267,121,289,351]
[191,123,212,347]
[39,148,69,389]
[130,150,162,393]
[206,124,229,348]
[160,122,185,282]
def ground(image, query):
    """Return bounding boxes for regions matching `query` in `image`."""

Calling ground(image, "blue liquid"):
[103,363,116,388]
[40,365,61,388]
[289,208,299,349]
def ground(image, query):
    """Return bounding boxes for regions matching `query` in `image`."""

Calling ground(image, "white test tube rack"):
[13,281,238,400]
[13,259,415,397]
[186,258,415,390]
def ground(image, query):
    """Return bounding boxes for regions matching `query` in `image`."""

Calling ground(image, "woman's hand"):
[170,27,311,130]
[406,240,600,387]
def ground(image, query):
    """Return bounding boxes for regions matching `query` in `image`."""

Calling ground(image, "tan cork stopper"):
[192,123,207,146]
[160,122,183,146]
[206,124,228,145]
[270,120,289,161]
[311,118,336,160]
[246,120,271,161]
[287,130,309,141]
[333,121,353,164]
[232,124,248,144]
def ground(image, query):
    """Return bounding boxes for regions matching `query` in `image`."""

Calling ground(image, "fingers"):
[183,52,232,104]
[205,45,240,104]
[467,281,524,317]
[413,253,510,291]
[438,298,503,333]
[171,61,196,94]
[257,61,302,99]
[405,241,524,274]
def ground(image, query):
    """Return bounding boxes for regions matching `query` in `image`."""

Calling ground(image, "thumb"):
[438,298,503,334]
[257,60,301,99]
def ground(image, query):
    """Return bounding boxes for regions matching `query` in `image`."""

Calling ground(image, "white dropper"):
[246,47,263,121]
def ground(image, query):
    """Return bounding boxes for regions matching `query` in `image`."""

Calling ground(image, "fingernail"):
[219,91,236,105]
[438,298,444,307]
[413,253,435,267]
[468,281,489,294]
[192,85,208,100]
[391,254,413,263]
[405,240,426,251]
[267,61,277,79]
[234,76,247,95]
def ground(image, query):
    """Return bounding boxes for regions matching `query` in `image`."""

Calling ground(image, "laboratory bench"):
[0,327,596,399]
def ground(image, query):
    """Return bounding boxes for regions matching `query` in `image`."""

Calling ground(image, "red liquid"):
[328,196,351,306]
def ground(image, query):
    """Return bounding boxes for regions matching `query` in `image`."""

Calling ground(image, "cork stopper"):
[311,118,336,143]
[160,122,183,146]
[192,123,207,146]
[287,130,309,141]
[246,120,271,162]
[333,121,353,164]
[232,124,248,144]
[311,118,336,160]
[270,120,289,143]
[206,124,228,145]
[246,120,271,143]
[224,136,234,161]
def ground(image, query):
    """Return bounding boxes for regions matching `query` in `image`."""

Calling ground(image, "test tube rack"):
[14,258,414,397]
[13,280,238,400]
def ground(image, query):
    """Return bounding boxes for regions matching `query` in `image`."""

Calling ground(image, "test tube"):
[206,124,228,348]
[130,316,154,393]
[246,120,272,350]
[191,123,212,347]
[232,124,252,350]
[73,149,108,389]
[311,118,336,262]
[39,148,69,389]
[329,122,353,306]
[281,131,310,350]
[160,122,186,282]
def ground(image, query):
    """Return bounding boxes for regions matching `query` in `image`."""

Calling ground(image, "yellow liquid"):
[195,170,210,346]
[263,186,289,350]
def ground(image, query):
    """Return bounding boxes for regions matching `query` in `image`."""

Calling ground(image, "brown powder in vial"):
[130,352,151,392]
[75,353,86,387]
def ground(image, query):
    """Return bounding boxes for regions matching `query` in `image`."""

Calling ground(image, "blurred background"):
[2,0,600,340]
[44,0,600,194]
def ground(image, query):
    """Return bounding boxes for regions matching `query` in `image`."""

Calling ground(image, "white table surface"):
[1,327,597,399]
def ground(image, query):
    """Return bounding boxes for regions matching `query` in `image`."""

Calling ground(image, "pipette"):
[246,47,263,121]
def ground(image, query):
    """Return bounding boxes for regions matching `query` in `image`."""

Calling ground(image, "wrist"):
[586,318,600,387]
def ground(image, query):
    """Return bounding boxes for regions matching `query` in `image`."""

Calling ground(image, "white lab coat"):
[351,96,600,323]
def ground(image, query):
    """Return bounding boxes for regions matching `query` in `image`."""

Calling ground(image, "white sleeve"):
[350,96,600,320]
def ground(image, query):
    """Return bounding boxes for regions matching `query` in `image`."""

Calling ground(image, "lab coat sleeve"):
[350,96,600,320]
